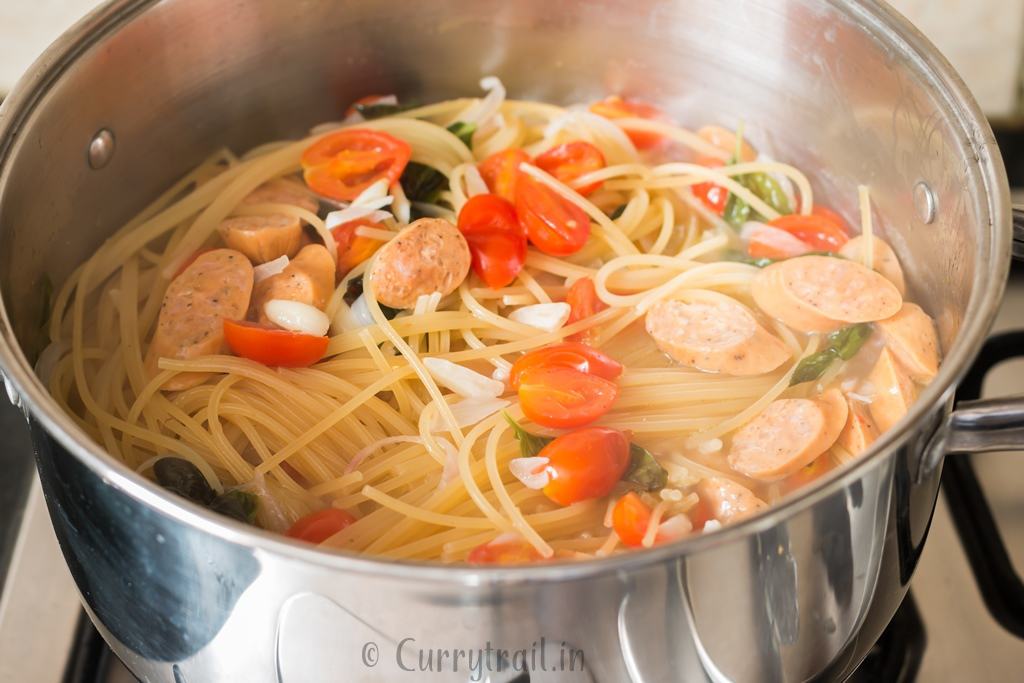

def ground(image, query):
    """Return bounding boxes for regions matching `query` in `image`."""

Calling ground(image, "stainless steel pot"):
[0,1,1018,681]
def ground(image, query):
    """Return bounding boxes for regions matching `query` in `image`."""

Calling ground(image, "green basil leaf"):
[446,121,477,149]
[340,276,400,319]
[154,457,216,505]
[609,204,627,220]
[789,349,839,386]
[622,443,668,491]
[400,161,449,204]
[789,323,873,385]
[209,490,259,524]
[828,322,873,361]
[723,192,751,228]
[503,413,553,458]
[354,102,416,120]
[745,173,791,215]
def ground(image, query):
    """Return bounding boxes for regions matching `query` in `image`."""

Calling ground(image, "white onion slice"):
[491,365,510,383]
[390,181,411,224]
[697,438,723,455]
[463,164,489,198]
[253,255,289,283]
[330,293,375,334]
[423,358,505,398]
[508,302,571,332]
[264,299,330,336]
[740,221,810,258]
[657,514,694,541]
[509,456,551,490]
[457,76,506,127]
[703,519,723,533]
[345,435,424,474]
[429,397,511,432]
[437,438,461,489]
[325,207,393,231]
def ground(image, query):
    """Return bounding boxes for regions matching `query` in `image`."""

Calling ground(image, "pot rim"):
[0,0,1010,585]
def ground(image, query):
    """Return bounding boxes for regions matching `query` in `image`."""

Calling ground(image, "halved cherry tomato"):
[613,492,653,547]
[344,94,394,118]
[287,508,357,544]
[173,249,212,278]
[746,223,812,260]
[686,496,715,532]
[223,320,329,367]
[535,141,606,196]
[538,426,630,505]
[515,174,591,256]
[467,537,543,564]
[457,194,527,289]
[517,365,619,429]
[589,96,665,150]
[767,208,849,252]
[509,341,622,391]
[811,204,848,230]
[565,277,608,342]
[331,218,386,277]
[691,158,729,215]
[478,148,531,203]
[301,129,411,201]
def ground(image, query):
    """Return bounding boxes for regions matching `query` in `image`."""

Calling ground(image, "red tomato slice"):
[467,537,543,564]
[478,148,531,203]
[517,365,619,429]
[767,209,850,252]
[457,194,527,289]
[223,320,329,367]
[691,158,729,215]
[746,223,812,260]
[565,277,608,342]
[331,218,386,277]
[515,174,591,256]
[589,96,665,150]
[344,94,394,118]
[538,426,630,505]
[301,129,411,201]
[509,341,622,391]
[613,492,653,547]
[534,141,606,196]
[287,508,357,544]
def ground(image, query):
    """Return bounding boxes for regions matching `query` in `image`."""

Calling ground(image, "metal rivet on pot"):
[87,129,115,169]
[913,180,936,224]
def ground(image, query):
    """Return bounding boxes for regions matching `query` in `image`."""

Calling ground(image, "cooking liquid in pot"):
[42,80,940,563]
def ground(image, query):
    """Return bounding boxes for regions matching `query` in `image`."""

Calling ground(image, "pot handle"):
[919,329,1024,480]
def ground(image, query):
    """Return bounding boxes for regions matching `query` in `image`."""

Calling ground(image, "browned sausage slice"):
[876,303,940,382]
[837,396,878,458]
[645,295,790,375]
[252,244,335,322]
[752,255,903,333]
[866,347,917,433]
[838,235,906,295]
[727,388,848,481]
[145,249,254,390]
[368,218,471,309]
[219,214,303,265]
[695,477,767,523]
[241,178,319,215]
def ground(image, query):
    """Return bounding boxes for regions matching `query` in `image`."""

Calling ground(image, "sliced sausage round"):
[695,477,767,523]
[727,388,848,481]
[368,217,471,309]
[752,255,903,333]
[145,249,254,391]
[866,347,917,433]
[838,235,906,295]
[876,302,940,382]
[242,178,319,214]
[219,213,304,265]
[252,244,336,322]
[645,295,790,375]
[837,396,878,458]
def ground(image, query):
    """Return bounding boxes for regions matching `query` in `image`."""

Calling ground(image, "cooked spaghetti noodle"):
[44,80,939,563]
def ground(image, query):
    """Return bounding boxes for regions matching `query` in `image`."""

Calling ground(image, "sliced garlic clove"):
[264,299,330,336]
[509,456,551,490]
[423,357,505,398]
[508,302,571,332]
